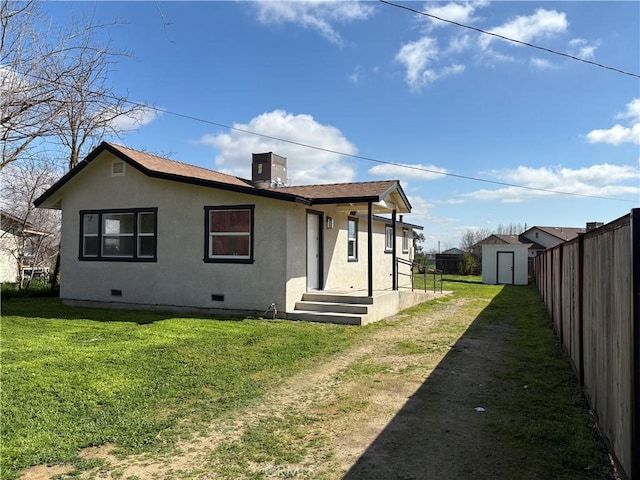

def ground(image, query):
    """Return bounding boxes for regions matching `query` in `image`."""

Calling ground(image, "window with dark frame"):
[348,216,358,261]
[402,228,409,254]
[205,205,254,263]
[385,225,393,252]
[79,208,157,261]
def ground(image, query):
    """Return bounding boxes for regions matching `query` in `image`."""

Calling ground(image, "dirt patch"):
[19,464,74,480]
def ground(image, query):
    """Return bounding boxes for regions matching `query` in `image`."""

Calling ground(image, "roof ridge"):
[280,179,398,188]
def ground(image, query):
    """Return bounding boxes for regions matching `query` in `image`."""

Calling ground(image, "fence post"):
[631,208,640,480]
[558,245,564,347]
[577,233,585,387]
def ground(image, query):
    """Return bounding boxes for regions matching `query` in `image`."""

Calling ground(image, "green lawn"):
[0,277,613,479]
[0,298,362,479]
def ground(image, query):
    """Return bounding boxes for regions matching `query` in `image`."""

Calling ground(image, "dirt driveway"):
[22,294,614,480]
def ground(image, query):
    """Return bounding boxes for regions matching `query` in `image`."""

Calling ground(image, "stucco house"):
[520,225,585,256]
[35,142,430,325]
[0,210,50,283]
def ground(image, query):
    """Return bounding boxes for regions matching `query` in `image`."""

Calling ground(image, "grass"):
[0,276,614,479]
[0,299,362,479]
[480,284,613,478]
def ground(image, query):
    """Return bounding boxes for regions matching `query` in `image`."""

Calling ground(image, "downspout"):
[368,202,373,297]
[392,210,397,290]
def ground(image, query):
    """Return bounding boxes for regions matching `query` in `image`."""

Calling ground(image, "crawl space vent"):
[111,161,125,176]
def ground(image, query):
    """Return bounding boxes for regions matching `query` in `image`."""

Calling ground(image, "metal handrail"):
[395,258,443,293]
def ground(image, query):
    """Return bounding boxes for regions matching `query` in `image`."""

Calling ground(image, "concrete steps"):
[287,292,372,325]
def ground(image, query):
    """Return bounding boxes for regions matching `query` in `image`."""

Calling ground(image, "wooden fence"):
[533,209,639,480]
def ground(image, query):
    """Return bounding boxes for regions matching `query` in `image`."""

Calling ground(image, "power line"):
[9,67,639,204]
[146,103,638,204]
[379,0,640,79]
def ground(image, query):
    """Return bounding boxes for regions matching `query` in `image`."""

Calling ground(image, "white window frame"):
[385,225,394,253]
[348,216,358,261]
[205,205,255,264]
[402,228,410,254]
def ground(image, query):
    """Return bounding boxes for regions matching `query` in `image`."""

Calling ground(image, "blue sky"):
[43,1,639,251]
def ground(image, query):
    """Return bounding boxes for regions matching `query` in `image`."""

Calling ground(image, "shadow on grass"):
[342,284,614,480]
[0,297,246,325]
[443,277,483,285]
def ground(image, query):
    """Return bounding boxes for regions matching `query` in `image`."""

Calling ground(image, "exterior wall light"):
[326,216,334,229]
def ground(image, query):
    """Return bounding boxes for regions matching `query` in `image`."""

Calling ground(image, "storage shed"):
[481,243,529,285]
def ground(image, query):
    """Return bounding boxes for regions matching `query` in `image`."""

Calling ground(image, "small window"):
[348,217,358,261]
[402,228,409,254]
[205,205,254,263]
[79,208,157,261]
[385,225,394,253]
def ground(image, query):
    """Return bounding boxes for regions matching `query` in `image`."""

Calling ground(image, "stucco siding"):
[523,229,562,249]
[58,152,290,314]
[0,231,19,283]
[323,214,413,291]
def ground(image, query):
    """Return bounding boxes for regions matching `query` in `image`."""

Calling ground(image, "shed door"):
[497,251,514,285]
[306,213,321,290]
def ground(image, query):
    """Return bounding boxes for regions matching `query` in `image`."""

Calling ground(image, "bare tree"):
[1,155,62,288]
[47,14,146,170]
[459,228,491,256]
[0,1,62,169]
[1,0,147,170]
[495,223,526,235]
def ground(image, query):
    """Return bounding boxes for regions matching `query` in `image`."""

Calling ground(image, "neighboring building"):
[0,210,49,283]
[520,226,585,255]
[435,248,465,274]
[35,142,430,325]
[479,225,587,285]
[481,241,529,285]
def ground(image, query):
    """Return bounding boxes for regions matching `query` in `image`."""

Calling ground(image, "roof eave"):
[34,142,312,208]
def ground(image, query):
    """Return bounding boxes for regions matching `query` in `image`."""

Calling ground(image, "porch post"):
[392,209,397,290]
[368,202,373,297]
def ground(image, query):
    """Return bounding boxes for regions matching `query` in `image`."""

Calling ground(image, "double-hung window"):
[347,216,358,261]
[385,225,394,253]
[205,205,254,263]
[402,228,409,254]
[79,208,157,261]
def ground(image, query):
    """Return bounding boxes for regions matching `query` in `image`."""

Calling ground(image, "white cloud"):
[368,162,447,181]
[568,38,599,59]
[253,1,375,45]
[200,110,357,185]
[586,124,640,146]
[617,98,640,121]
[395,36,464,90]
[530,57,554,70]
[464,163,640,202]
[423,1,489,29]
[109,106,161,131]
[586,98,640,145]
[480,9,568,50]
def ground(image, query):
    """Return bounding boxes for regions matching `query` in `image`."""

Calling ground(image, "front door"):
[497,251,514,284]
[306,212,322,290]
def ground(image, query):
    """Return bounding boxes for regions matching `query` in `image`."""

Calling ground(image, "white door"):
[497,251,514,285]
[307,213,320,290]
